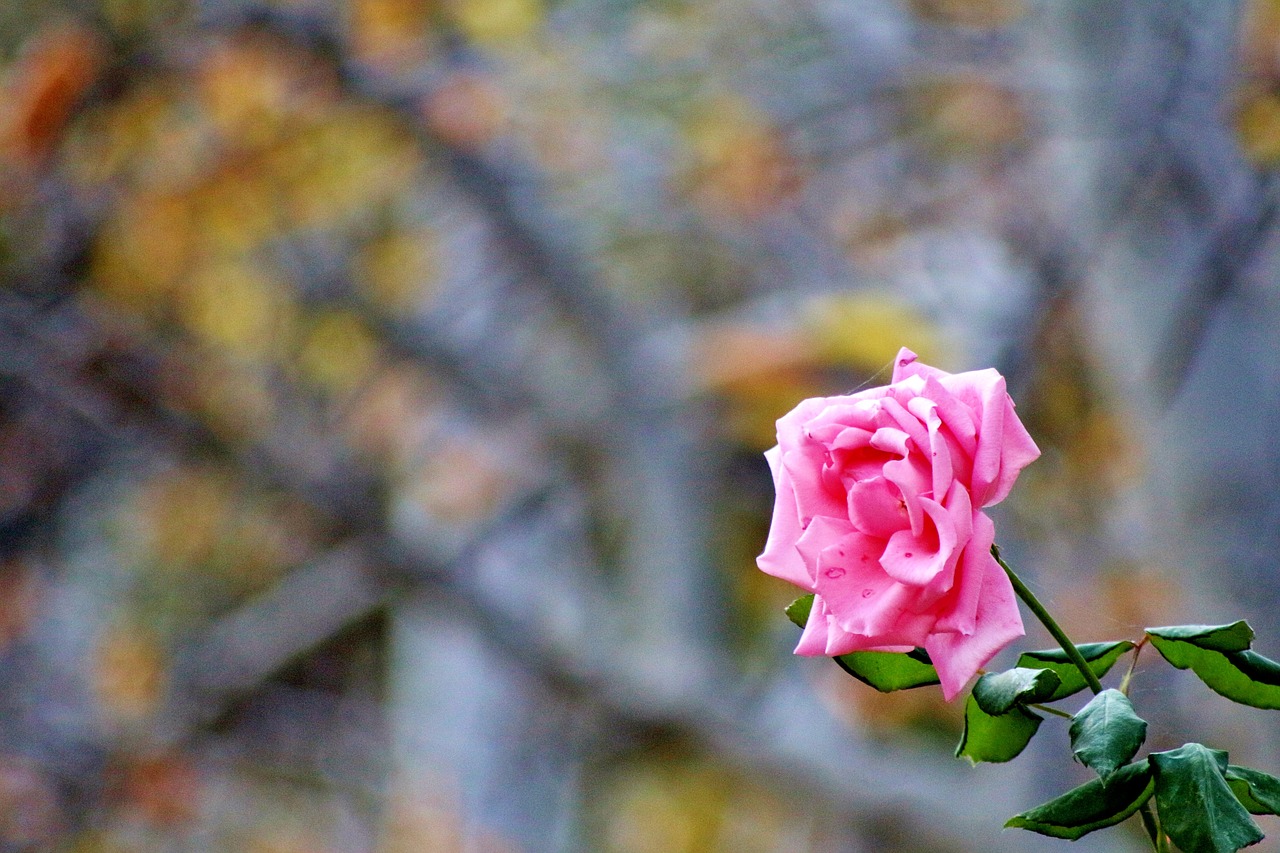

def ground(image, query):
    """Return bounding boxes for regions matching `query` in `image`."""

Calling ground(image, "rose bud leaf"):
[971,667,1061,716]
[1150,743,1264,853]
[1016,640,1135,701]
[1146,622,1280,709]
[1069,689,1147,781]
[955,694,1042,764]
[1005,760,1154,840]
[833,648,940,692]
[1224,765,1280,815]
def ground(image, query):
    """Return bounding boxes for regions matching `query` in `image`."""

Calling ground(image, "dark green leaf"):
[1145,622,1255,653]
[1150,743,1264,853]
[956,694,1041,764]
[1005,760,1154,840]
[1017,641,1135,701]
[1225,765,1280,816]
[833,648,939,692]
[1069,689,1147,780]
[972,667,1062,715]
[785,594,814,629]
[1147,635,1280,710]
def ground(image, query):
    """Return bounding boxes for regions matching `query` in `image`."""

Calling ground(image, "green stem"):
[1027,703,1073,720]
[993,547,1162,849]
[992,545,1103,695]
[1140,802,1167,852]
[1119,637,1147,696]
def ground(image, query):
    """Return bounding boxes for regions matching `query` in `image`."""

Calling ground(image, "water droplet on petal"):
[904,552,913,558]
[861,588,874,598]
[825,567,846,579]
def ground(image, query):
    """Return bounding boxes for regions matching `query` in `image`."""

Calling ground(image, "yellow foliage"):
[275,108,418,229]
[693,293,945,448]
[176,261,295,362]
[349,0,435,67]
[296,310,381,395]
[188,168,283,254]
[90,192,193,313]
[1236,89,1280,164]
[197,36,331,150]
[800,292,943,371]
[445,0,544,46]
[133,466,235,570]
[910,76,1026,156]
[94,624,167,723]
[685,95,799,220]
[592,749,802,853]
[357,230,440,313]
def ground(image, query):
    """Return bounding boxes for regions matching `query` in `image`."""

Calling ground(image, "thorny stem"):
[993,545,1163,851]
[991,545,1103,695]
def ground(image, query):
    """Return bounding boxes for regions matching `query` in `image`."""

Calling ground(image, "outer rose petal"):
[924,547,1025,701]
[757,446,814,588]
[936,368,1040,507]
[930,502,992,636]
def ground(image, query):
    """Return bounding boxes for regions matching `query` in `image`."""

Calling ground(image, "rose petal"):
[847,477,909,539]
[756,446,815,588]
[780,447,845,524]
[795,594,836,655]
[924,546,1025,701]
[877,395,931,458]
[926,537,1024,696]
[923,374,977,457]
[869,427,911,458]
[931,500,991,636]
[879,492,966,586]
[882,453,931,536]
[936,368,1040,507]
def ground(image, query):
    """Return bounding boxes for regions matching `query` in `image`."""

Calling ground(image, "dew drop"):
[861,588,874,598]
[825,568,846,579]
[904,552,913,558]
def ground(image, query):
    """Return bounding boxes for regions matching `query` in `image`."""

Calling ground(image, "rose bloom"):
[758,348,1040,700]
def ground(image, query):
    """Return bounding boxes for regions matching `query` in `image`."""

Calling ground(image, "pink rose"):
[758,348,1040,700]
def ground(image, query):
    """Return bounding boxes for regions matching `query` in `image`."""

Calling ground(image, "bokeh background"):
[3,0,1280,850]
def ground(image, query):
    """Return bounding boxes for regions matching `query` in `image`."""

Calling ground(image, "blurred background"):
[2,0,1280,850]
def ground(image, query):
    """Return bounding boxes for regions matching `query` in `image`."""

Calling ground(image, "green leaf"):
[1150,743,1264,853]
[1225,765,1280,816]
[832,649,940,692]
[1017,641,1135,701]
[785,594,814,629]
[972,667,1062,715]
[1069,689,1147,780]
[1147,632,1280,710]
[785,594,939,691]
[1145,622,1255,653]
[1005,760,1154,840]
[956,695,1041,764]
